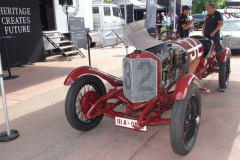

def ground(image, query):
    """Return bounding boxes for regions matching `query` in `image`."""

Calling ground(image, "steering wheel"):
[159,30,179,41]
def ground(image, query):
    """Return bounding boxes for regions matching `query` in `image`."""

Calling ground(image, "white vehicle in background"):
[86,1,125,47]
[44,0,125,50]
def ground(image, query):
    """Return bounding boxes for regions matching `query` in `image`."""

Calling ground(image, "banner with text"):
[0,0,45,68]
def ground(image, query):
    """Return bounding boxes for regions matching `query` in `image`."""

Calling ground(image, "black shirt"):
[204,10,223,35]
[177,13,189,37]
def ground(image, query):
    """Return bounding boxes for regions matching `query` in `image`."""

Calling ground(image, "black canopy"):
[109,0,167,21]
[108,0,166,10]
[138,0,167,10]
[108,0,145,10]
[225,1,240,9]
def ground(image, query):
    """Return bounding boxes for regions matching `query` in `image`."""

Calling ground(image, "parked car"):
[220,19,240,50]
[192,14,207,30]
[64,20,231,156]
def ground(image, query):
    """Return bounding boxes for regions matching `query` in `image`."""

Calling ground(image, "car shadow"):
[0,78,240,160]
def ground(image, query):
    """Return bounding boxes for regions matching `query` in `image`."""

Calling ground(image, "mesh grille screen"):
[123,57,157,103]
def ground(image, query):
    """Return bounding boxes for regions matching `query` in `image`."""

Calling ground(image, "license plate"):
[115,117,147,132]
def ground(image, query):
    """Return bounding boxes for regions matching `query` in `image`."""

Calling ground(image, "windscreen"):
[222,20,240,30]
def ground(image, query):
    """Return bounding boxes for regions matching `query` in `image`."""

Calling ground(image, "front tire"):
[219,56,230,89]
[65,75,106,131]
[170,84,201,156]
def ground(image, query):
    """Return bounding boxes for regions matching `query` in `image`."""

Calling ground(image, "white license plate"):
[115,117,147,132]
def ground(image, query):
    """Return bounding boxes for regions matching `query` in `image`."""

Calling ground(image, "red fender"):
[219,48,231,62]
[64,66,123,87]
[173,74,207,100]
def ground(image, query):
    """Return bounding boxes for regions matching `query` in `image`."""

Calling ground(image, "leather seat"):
[198,39,213,58]
[190,35,208,40]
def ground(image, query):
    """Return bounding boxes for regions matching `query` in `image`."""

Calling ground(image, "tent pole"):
[174,0,176,32]
[124,0,128,55]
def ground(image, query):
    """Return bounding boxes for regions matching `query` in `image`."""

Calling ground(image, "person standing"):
[161,12,166,26]
[177,5,196,38]
[223,11,228,20]
[171,12,178,29]
[156,13,161,35]
[202,3,223,53]
[165,14,171,36]
[143,12,146,19]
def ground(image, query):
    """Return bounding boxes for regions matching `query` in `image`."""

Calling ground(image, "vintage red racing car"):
[64,20,231,156]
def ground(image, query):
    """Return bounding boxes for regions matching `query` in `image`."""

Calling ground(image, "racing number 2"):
[124,61,154,91]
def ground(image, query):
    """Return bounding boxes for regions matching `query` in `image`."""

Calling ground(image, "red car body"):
[64,20,231,155]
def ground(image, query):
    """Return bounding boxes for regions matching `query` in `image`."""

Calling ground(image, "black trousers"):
[205,32,222,53]
[156,25,161,35]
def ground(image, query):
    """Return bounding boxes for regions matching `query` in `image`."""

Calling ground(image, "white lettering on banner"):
[27,17,30,24]
[7,8,12,15]
[0,7,31,15]
[13,7,18,15]
[3,7,7,15]
[4,25,31,34]
[6,17,10,24]
[18,17,23,24]
[0,7,3,15]
[1,7,31,34]
[22,17,26,24]
[10,17,15,24]
[15,17,19,24]
[1,17,5,24]
[27,8,31,15]
[18,8,23,15]
[27,25,30,32]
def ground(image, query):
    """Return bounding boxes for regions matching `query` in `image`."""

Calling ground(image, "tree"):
[103,0,113,3]
[192,0,227,14]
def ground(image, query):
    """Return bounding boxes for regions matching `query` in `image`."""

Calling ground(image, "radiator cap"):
[134,50,141,53]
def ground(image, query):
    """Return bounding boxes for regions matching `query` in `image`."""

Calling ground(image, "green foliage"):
[103,0,113,3]
[192,0,227,14]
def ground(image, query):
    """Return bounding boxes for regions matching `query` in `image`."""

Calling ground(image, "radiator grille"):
[123,57,157,103]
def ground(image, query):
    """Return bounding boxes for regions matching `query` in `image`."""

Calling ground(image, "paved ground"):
[0,31,240,160]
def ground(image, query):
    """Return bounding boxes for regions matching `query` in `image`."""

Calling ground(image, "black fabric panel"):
[120,4,133,23]
[146,0,157,32]
[225,1,240,7]
[0,0,45,68]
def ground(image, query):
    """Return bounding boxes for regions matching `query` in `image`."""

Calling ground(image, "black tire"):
[65,75,106,131]
[219,56,230,89]
[170,84,201,156]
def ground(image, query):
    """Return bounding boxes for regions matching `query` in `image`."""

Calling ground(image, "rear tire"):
[170,84,201,156]
[219,56,230,89]
[65,75,106,131]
